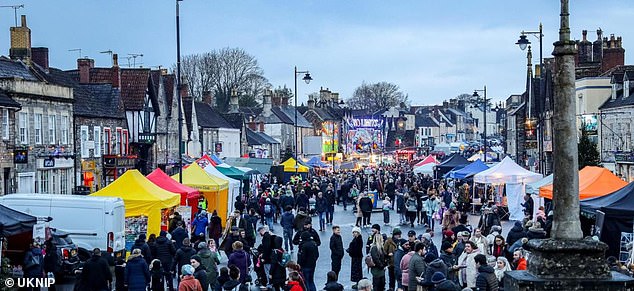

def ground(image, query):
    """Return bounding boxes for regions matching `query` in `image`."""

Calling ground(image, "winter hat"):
[422,233,432,241]
[441,241,453,252]
[198,242,208,249]
[424,252,437,263]
[400,240,410,247]
[459,231,470,238]
[491,225,502,233]
[392,228,402,236]
[372,224,381,232]
[190,255,202,264]
[408,230,417,237]
[181,264,195,276]
[442,230,454,237]
[431,272,446,284]
[182,238,191,246]
[352,226,361,234]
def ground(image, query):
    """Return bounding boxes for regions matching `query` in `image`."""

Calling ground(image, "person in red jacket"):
[287,271,305,291]
[512,249,527,270]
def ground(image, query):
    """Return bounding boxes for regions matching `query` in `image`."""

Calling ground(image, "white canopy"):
[413,163,435,175]
[474,156,542,184]
[526,174,553,195]
[203,165,241,214]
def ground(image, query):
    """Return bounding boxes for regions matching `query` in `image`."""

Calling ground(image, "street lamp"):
[472,86,488,161]
[294,66,312,174]
[176,0,184,183]
[517,23,545,174]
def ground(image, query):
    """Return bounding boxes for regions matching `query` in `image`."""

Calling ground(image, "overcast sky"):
[0,1,631,106]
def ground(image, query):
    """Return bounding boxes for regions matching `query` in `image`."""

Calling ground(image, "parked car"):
[49,229,81,277]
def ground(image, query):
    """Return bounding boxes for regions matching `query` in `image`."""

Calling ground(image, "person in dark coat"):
[131,233,153,265]
[280,206,295,252]
[170,222,188,250]
[79,248,112,291]
[114,257,126,291]
[323,271,344,291]
[190,255,208,290]
[168,212,184,233]
[329,225,344,278]
[269,236,287,291]
[347,226,364,284]
[293,208,310,232]
[43,238,61,291]
[125,249,151,291]
[422,253,448,288]
[227,241,250,284]
[298,231,319,291]
[149,259,166,291]
[174,238,197,278]
[506,221,526,247]
[296,191,310,212]
[208,210,223,247]
[23,242,44,284]
[293,220,321,247]
[521,194,534,219]
[315,192,328,231]
[151,231,176,290]
[474,254,499,291]
[359,193,374,226]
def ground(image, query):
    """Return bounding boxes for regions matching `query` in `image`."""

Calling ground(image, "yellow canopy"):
[172,163,230,225]
[91,170,180,237]
[172,163,229,192]
[281,157,309,173]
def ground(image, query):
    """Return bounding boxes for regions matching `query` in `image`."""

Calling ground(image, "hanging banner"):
[125,216,148,251]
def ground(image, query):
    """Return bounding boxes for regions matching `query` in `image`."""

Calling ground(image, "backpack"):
[265,204,272,214]
[276,249,291,267]
[364,253,375,268]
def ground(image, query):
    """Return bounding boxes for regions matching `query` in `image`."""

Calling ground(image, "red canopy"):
[147,168,200,211]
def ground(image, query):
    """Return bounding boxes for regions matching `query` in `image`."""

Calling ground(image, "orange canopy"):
[539,166,627,200]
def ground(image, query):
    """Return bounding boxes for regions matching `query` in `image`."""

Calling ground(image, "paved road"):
[52,205,513,290]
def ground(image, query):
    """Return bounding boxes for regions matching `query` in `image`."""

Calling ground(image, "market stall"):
[0,204,39,266]
[280,157,310,182]
[91,170,180,237]
[413,162,436,175]
[147,168,201,218]
[203,165,241,215]
[446,159,489,179]
[413,155,439,167]
[474,157,542,221]
[172,163,230,224]
[435,153,470,178]
[539,166,627,200]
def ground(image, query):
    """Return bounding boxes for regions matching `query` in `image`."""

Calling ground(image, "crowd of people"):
[75,161,565,291]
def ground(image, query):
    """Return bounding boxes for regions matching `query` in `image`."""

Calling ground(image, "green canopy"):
[216,166,248,181]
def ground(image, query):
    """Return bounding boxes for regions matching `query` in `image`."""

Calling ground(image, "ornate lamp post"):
[294,67,312,174]
[473,86,488,161]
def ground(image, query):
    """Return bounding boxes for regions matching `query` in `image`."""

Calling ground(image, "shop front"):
[36,157,73,194]
[103,155,137,186]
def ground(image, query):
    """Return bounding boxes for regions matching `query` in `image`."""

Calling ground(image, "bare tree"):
[179,48,268,109]
[346,81,409,112]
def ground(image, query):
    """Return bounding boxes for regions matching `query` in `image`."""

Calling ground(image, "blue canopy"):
[446,159,489,179]
[306,156,330,168]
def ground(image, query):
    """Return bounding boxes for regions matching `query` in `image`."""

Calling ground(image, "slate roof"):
[599,90,634,110]
[75,84,124,118]
[221,112,245,130]
[246,129,280,145]
[0,90,21,109]
[0,57,40,81]
[274,106,313,127]
[256,131,280,144]
[415,115,439,128]
[194,101,233,128]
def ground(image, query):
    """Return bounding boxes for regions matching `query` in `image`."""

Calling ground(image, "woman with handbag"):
[24,241,44,291]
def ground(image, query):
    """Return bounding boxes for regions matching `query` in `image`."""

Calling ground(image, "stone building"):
[150,70,182,175]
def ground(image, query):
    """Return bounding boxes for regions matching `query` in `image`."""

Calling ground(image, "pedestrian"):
[512,249,527,270]
[270,236,287,291]
[227,241,250,284]
[359,193,373,227]
[424,194,440,231]
[257,225,274,284]
[408,242,426,291]
[399,243,415,291]
[150,259,166,291]
[348,226,364,287]
[355,195,363,227]
[383,228,400,291]
[208,210,223,247]
[280,206,295,252]
[43,238,61,291]
[298,231,319,291]
[442,205,460,231]
[394,240,410,291]
[293,220,321,247]
[405,194,418,227]
[197,241,220,291]
[329,225,344,278]
[396,189,406,225]
[494,256,512,289]
[506,221,526,247]
[80,248,112,291]
[114,257,127,291]
[221,265,248,291]
[174,238,197,282]
[323,271,344,291]
[286,271,305,291]
[366,224,381,254]
[325,184,336,224]
[168,211,184,233]
[431,272,460,291]
[469,228,489,255]
[382,195,391,225]
[422,252,448,288]
[178,264,203,291]
[152,231,176,290]
[315,192,328,231]
[457,241,480,289]
[264,198,276,231]
[439,241,459,283]
[369,233,387,291]
[190,255,208,290]
[357,278,373,291]
[192,210,209,240]
[23,241,44,291]
[125,248,151,291]
[475,254,499,291]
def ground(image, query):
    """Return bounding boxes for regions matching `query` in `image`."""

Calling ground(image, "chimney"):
[263,90,272,117]
[9,15,31,61]
[593,29,603,62]
[229,91,239,113]
[160,68,168,75]
[281,94,289,106]
[578,30,592,64]
[332,92,339,104]
[111,54,120,88]
[180,83,189,98]
[77,58,94,84]
[31,47,49,71]
[601,34,625,73]
[271,92,281,106]
[247,116,257,131]
[307,95,315,109]
[259,121,264,132]
[202,90,214,105]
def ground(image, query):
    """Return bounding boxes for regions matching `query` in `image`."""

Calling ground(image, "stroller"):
[250,248,269,289]
[308,197,317,216]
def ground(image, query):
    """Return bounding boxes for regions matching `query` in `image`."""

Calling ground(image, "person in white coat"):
[424,194,440,231]
[469,228,489,255]
[457,241,480,289]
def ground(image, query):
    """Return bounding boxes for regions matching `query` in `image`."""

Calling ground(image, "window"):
[115,128,122,155]
[59,169,69,194]
[48,115,56,144]
[2,109,8,140]
[18,112,28,144]
[80,126,89,158]
[94,126,101,157]
[122,129,129,155]
[34,113,42,144]
[104,128,111,155]
[61,116,69,145]
[38,170,49,194]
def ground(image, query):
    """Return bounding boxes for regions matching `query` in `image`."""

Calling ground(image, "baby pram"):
[308,197,317,216]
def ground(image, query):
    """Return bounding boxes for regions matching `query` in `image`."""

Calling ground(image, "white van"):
[0,194,126,260]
